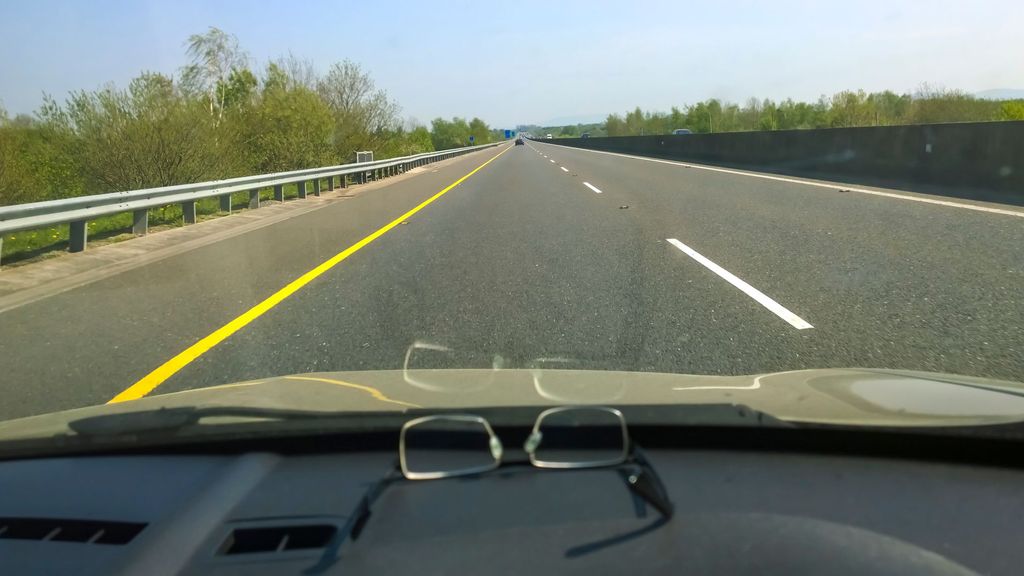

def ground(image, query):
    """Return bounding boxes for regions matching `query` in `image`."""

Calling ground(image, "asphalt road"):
[1,141,1022,419]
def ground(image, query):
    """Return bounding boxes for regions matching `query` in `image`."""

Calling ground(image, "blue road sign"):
[469,135,475,144]
[504,129,512,139]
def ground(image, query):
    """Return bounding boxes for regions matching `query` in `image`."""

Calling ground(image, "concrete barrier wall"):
[540,121,1024,199]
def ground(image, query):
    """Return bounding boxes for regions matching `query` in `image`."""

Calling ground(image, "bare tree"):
[273,52,318,91]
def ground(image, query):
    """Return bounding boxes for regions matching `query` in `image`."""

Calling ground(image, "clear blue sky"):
[1,0,1021,127]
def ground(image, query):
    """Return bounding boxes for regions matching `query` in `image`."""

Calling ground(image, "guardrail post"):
[249,189,260,209]
[297,181,307,199]
[340,174,348,189]
[274,184,284,202]
[219,194,232,213]
[182,201,197,224]
[313,179,321,196]
[69,220,87,252]
[327,176,334,191]
[133,209,149,236]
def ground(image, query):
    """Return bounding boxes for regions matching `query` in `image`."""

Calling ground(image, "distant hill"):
[975,89,1024,100]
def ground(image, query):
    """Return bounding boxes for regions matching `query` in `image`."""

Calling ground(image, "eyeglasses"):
[401,405,633,477]
[336,406,673,553]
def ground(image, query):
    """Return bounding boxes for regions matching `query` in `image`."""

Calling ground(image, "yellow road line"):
[283,376,421,408]
[109,145,511,404]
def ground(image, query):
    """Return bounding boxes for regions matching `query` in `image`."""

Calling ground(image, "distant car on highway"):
[515,137,524,146]
[580,133,591,138]
[545,134,553,139]
[671,128,693,135]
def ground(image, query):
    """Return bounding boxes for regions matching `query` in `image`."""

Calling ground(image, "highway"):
[1,140,1022,420]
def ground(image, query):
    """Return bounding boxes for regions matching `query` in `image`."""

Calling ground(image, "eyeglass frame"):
[400,406,629,479]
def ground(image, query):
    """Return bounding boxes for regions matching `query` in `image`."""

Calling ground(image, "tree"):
[430,117,470,149]
[40,72,231,192]
[868,90,911,125]
[317,60,401,159]
[468,117,491,143]
[218,68,258,112]
[910,84,998,124]
[240,82,333,172]
[263,62,290,94]
[624,107,645,135]
[645,111,669,135]
[685,100,720,133]
[377,124,435,157]
[180,27,249,126]
[405,125,434,153]
[273,53,317,90]
[758,99,778,131]
[605,113,626,136]
[827,90,872,127]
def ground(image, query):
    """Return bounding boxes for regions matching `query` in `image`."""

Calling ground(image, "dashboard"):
[0,444,1019,575]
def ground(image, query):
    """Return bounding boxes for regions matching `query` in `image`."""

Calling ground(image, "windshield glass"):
[0,1,1022,443]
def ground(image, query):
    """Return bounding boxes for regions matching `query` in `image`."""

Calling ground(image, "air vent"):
[0,517,146,545]
[219,525,337,555]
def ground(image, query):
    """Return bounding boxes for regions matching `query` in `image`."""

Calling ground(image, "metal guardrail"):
[0,142,503,266]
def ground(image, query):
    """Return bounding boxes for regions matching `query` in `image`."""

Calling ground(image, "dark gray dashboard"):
[1,449,1020,575]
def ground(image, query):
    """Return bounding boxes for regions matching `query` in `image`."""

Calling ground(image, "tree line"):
[602,86,1024,136]
[0,27,496,206]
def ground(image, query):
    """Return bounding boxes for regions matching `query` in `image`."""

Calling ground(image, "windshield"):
[0,1,1022,443]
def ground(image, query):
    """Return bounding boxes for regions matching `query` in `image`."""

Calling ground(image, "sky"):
[1,0,1022,127]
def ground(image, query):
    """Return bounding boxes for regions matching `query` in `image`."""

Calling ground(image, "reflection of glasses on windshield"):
[339,406,673,550]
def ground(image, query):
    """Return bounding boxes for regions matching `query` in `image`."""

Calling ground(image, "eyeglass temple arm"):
[623,448,674,519]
